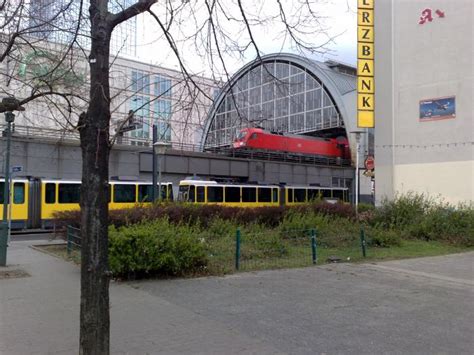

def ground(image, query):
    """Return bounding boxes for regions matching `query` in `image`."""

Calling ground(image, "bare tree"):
[2,0,331,353]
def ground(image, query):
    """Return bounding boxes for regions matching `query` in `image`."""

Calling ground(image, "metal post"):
[0,113,13,266]
[311,228,317,264]
[152,125,157,202]
[360,227,367,258]
[355,138,360,214]
[67,226,72,255]
[235,228,241,270]
[157,154,162,201]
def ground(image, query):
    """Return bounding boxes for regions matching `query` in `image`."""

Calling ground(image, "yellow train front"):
[1,178,173,230]
[0,178,30,229]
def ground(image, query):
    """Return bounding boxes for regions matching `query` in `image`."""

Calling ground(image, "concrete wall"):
[375,0,473,205]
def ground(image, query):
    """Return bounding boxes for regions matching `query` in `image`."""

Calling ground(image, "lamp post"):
[350,130,366,216]
[151,125,157,202]
[153,141,171,202]
[0,97,24,266]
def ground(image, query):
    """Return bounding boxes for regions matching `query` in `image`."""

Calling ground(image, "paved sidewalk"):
[1,241,473,354]
[0,241,280,355]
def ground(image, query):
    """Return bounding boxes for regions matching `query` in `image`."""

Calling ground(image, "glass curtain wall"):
[205,60,342,149]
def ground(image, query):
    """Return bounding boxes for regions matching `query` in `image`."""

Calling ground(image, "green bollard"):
[0,222,8,266]
[360,227,367,258]
[235,228,241,270]
[311,228,317,264]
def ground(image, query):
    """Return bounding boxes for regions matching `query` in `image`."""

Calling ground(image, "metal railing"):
[66,225,81,255]
[234,228,318,271]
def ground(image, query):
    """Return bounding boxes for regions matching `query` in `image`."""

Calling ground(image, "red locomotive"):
[233,128,350,160]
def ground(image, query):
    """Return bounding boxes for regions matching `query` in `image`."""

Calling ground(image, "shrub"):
[371,192,434,229]
[108,219,208,278]
[404,205,474,246]
[366,227,402,247]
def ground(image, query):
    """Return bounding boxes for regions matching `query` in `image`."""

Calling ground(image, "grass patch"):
[37,239,473,277]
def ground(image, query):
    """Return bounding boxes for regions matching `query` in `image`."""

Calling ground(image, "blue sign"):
[420,96,455,121]
[12,166,22,173]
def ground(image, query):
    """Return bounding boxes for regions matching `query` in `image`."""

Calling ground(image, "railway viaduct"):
[0,133,356,198]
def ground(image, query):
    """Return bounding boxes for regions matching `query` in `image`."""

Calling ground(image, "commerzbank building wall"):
[374,0,473,205]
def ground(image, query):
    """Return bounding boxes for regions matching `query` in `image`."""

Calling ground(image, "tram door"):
[28,178,41,229]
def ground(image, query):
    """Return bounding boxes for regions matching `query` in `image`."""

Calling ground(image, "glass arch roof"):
[202,54,355,150]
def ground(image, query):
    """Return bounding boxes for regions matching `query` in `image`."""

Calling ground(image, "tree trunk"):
[79,4,112,354]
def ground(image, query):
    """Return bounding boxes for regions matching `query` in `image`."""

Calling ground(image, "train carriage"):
[178,180,349,206]
[285,185,349,205]
[178,180,280,207]
[39,180,173,226]
[0,178,174,229]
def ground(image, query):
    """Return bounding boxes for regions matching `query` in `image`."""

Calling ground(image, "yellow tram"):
[178,180,349,206]
[1,178,173,229]
[178,180,280,207]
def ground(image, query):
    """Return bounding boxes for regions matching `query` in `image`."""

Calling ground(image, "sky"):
[132,0,357,78]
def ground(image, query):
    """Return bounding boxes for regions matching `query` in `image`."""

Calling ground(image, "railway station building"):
[374,0,473,205]
[201,53,372,201]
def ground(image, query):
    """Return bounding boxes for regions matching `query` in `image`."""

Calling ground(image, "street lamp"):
[350,130,366,215]
[0,97,25,266]
[153,140,171,202]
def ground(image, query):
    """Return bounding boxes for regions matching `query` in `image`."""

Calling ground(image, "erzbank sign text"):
[357,0,374,128]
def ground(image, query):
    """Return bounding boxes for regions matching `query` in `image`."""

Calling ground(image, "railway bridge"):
[0,126,361,200]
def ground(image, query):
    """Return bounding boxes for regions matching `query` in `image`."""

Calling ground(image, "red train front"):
[233,128,350,160]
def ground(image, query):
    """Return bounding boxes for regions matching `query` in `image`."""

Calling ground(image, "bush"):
[404,205,474,246]
[108,219,208,278]
[371,192,434,229]
[366,227,402,247]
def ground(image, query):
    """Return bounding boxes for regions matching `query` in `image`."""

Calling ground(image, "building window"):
[154,99,172,141]
[130,95,150,139]
[154,75,172,97]
[132,70,150,94]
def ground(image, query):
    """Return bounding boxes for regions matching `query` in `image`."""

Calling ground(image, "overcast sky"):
[132,0,356,77]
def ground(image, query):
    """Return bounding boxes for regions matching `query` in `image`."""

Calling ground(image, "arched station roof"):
[201,53,357,151]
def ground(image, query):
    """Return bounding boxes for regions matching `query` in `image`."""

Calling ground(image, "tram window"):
[294,189,306,202]
[13,183,25,204]
[108,185,111,203]
[178,185,189,202]
[0,182,4,203]
[207,186,223,202]
[159,185,168,200]
[225,187,240,202]
[287,188,293,203]
[343,190,348,202]
[333,189,344,200]
[258,188,271,202]
[114,184,136,203]
[308,189,320,201]
[168,185,174,200]
[138,184,152,202]
[321,189,332,198]
[242,187,256,202]
[196,186,205,202]
[45,183,56,204]
[272,188,279,203]
[59,184,81,203]
[188,185,195,202]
